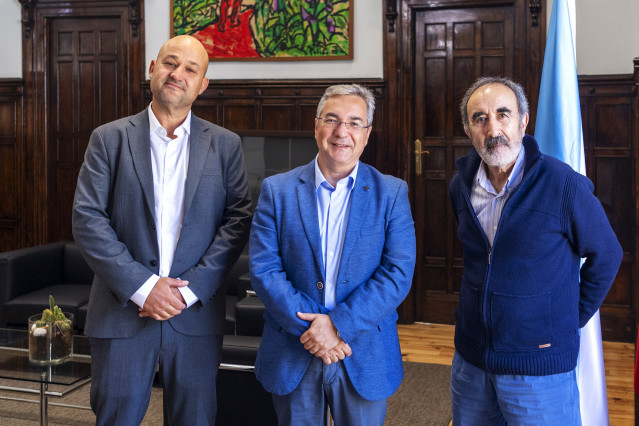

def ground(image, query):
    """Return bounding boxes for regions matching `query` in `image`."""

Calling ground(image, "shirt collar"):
[314,155,358,191]
[476,144,526,195]
[148,103,192,139]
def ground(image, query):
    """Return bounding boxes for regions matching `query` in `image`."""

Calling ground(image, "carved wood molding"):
[386,0,398,33]
[529,0,541,27]
[18,0,37,39]
[129,0,141,37]
[19,0,141,38]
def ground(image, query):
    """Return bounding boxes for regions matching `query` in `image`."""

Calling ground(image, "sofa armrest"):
[0,242,67,303]
[235,295,265,336]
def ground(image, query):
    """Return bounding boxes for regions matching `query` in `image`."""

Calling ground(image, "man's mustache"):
[164,78,185,90]
[485,135,510,149]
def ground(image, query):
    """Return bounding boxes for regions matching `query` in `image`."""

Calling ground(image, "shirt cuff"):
[130,274,160,308]
[178,285,199,308]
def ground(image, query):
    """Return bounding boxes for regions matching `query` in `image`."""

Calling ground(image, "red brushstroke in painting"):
[193,9,259,59]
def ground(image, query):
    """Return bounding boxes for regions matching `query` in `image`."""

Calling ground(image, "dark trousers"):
[90,320,223,426]
[272,357,387,426]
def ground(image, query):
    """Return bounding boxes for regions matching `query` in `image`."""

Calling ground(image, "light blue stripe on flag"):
[535,1,609,425]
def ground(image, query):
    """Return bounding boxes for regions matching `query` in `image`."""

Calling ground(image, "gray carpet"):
[0,362,452,425]
[385,362,452,426]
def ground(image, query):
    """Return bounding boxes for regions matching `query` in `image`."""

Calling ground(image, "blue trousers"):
[272,356,387,426]
[89,320,223,426]
[450,351,581,425]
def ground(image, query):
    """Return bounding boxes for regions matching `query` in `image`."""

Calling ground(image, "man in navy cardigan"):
[449,76,622,425]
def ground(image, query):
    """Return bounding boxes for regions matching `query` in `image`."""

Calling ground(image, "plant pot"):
[28,313,74,365]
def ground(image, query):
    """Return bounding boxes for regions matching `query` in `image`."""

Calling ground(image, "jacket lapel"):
[183,115,209,217]
[297,162,325,276]
[127,110,156,223]
[339,163,371,268]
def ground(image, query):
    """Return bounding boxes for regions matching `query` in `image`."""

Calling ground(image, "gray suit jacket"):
[72,108,252,338]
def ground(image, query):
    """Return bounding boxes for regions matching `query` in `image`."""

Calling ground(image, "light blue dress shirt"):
[470,146,526,246]
[314,158,358,310]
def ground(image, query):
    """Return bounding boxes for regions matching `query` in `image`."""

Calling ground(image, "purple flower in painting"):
[272,0,277,11]
[327,17,335,33]
[301,9,317,24]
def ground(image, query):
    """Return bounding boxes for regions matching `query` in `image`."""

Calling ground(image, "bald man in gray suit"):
[72,35,252,425]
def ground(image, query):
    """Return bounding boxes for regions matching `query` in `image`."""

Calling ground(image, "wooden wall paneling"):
[0,81,24,250]
[261,99,296,132]
[579,74,636,342]
[144,79,385,166]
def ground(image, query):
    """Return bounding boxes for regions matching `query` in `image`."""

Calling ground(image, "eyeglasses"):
[316,117,371,131]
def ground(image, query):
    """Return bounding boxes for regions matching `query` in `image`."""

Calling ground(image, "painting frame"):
[171,0,354,61]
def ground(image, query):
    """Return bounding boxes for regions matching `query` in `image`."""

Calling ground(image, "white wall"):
[575,0,639,75]
[2,0,638,78]
[547,0,639,75]
[1,1,23,78]
[144,0,384,80]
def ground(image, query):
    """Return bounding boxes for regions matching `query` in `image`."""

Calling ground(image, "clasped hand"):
[139,277,188,321]
[297,312,352,365]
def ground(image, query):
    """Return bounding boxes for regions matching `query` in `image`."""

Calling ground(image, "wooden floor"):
[397,322,635,425]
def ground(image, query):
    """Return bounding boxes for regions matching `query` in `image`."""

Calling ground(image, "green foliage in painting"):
[250,0,350,57]
[172,0,351,58]
[173,0,219,36]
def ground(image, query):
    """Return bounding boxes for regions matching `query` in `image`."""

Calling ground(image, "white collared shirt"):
[130,105,198,308]
[315,158,358,310]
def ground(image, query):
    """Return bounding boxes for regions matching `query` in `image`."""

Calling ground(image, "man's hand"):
[297,312,343,358]
[321,341,352,365]
[139,278,189,320]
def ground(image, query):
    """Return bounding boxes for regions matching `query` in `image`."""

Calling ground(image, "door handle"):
[414,139,430,176]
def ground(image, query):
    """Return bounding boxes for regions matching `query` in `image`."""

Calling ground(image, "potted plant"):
[28,295,73,364]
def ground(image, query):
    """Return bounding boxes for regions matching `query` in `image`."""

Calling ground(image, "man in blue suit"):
[72,35,252,425]
[249,84,416,424]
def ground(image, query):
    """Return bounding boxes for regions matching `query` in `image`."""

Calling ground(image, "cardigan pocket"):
[490,291,555,352]
[455,281,483,347]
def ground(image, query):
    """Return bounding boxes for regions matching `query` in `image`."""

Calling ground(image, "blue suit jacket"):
[72,109,252,338]
[249,160,416,401]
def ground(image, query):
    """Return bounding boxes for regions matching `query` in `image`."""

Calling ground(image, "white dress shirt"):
[130,105,198,308]
[315,158,357,310]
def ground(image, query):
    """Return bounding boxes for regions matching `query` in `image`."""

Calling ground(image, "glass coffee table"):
[0,328,91,426]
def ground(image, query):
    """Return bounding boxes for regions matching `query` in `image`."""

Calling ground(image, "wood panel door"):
[19,0,142,248]
[47,17,125,242]
[413,6,515,323]
[385,0,545,324]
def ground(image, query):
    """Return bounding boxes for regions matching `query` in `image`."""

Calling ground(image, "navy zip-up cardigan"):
[449,135,622,376]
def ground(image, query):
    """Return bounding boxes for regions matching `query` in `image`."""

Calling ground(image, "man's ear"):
[521,113,530,133]
[198,77,210,95]
[148,60,156,79]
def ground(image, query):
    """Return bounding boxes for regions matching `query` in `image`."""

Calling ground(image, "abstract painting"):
[171,0,353,60]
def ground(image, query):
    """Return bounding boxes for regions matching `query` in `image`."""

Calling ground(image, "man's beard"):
[476,134,521,168]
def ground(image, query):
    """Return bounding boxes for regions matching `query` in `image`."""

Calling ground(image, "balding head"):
[157,35,210,75]
[149,35,210,117]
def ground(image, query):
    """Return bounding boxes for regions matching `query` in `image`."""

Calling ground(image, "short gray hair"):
[460,76,529,132]
[317,84,375,126]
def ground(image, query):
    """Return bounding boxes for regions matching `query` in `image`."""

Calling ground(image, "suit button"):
[150,260,158,267]
[317,282,324,290]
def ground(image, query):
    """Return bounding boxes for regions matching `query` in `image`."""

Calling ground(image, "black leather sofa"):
[0,242,94,330]
[0,241,274,423]
[0,242,264,334]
